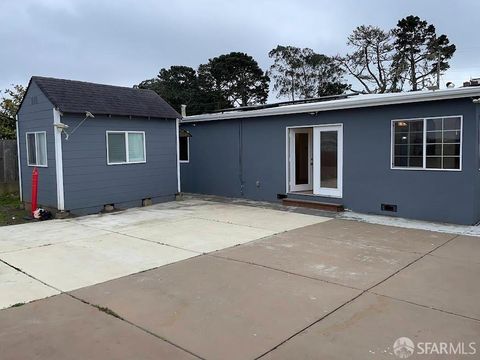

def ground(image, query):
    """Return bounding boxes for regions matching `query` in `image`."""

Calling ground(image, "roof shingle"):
[31,76,180,119]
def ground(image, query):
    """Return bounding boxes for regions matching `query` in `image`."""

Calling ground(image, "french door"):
[289,128,313,192]
[288,125,343,197]
[313,125,343,197]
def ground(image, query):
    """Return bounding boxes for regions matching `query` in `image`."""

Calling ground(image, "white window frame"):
[106,131,146,165]
[25,131,48,167]
[390,115,463,172]
[179,136,190,163]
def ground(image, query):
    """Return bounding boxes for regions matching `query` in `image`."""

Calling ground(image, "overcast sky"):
[1,0,479,99]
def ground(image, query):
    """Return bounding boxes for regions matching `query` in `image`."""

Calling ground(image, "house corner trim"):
[53,108,65,210]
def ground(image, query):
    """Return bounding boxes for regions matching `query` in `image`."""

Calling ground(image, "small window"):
[106,131,146,165]
[179,136,189,162]
[392,116,462,171]
[26,132,47,167]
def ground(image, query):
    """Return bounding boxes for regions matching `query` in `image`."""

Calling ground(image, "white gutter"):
[15,115,22,201]
[183,87,480,123]
[176,118,181,193]
[53,108,65,211]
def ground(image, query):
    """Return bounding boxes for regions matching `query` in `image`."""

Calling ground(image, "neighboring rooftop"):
[182,86,480,123]
[28,76,180,119]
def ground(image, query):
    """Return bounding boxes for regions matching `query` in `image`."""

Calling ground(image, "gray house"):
[17,77,181,215]
[180,87,480,225]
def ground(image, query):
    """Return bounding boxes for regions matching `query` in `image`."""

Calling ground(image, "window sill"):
[391,166,461,172]
[27,164,48,168]
[107,161,146,166]
[180,160,189,163]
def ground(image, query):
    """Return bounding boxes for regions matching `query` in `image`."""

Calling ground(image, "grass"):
[0,193,30,226]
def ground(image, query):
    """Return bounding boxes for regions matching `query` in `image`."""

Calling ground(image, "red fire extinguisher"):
[31,167,38,215]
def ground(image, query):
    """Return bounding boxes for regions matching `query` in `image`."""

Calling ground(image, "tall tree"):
[336,26,401,93]
[269,45,349,100]
[0,84,26,139]
[198,52,269,107]
[392,15,456,91]
[136,66,227,115]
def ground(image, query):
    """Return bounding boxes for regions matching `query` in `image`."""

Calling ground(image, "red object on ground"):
[31,167,38,215]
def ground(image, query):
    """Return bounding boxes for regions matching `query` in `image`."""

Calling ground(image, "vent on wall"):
[381,203,397,212]
[30,96,38,105]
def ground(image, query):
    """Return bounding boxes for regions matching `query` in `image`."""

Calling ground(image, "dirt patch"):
[0,193,29,226]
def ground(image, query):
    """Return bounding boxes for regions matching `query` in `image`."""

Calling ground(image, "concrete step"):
[282,198,344,212]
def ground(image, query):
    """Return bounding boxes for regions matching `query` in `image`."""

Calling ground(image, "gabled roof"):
[26,76,180,119]
[182,86,480,123]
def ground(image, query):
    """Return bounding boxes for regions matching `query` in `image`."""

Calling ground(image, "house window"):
[106,131,146,165]
[179,136,189,162]
[392,116,462,170]
[26,132,47,167]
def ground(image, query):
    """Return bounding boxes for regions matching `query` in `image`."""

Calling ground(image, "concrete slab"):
[373,255,480,320]
[118,217,276,253]
[0,220,110,253]
[261,293,480,360]
[287,219,454,254]
[0,233,197,291]
[216,231,420,289]
[188,203,330,232]
[430,235,480,264]
[0,262,58,309]
[0,294,197,360]
[71,255,360,360]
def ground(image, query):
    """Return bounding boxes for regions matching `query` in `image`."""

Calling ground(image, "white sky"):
[1,0,479,98]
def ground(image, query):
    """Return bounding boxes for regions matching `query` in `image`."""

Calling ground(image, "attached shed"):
[181,87,480,225]
[17,76,181,215]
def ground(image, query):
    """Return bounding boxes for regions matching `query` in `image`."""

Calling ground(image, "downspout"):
[238,119,244,196]
[15,115,22,201]
[53,108,65,211]
[176,118,181,193]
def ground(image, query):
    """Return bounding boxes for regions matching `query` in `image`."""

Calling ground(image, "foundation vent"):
[381,203,397,212]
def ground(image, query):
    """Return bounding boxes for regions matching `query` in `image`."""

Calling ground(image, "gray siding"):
[17,82,57,208]
[181,99,480,225]
[61,114,177,214]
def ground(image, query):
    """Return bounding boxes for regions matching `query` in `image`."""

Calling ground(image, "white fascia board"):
[15,115,23,201]
[53,108,65,211]
[182,87,480,123]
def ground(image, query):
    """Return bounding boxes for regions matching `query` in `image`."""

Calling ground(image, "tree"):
[392,15,456,91]
[268,45,349,100]
[336,26,401,93]
[198,52,269,107]
[0,84,26,139]
[136,66,226,115]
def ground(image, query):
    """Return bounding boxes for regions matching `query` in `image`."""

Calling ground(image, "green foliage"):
[198,52,269,107]
[268,45,349,100]
[392,15,456,91]
[0,84,26,139]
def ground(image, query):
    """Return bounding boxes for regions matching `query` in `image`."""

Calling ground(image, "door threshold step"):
[282,198,344,212]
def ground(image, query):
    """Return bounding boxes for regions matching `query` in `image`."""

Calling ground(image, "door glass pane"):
[27,133,36,165]
[36,132,47,166]
[108,133,126,163]
[128,133,145,162]
[320,131,337,189]
[295,133,309,185]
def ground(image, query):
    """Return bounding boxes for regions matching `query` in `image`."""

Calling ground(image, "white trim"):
[176,119,181,192]
[179,136,190,163]
[106,131,146,165]
[313,125,343,198]
[183,87,480,123]
[390,115,463,172]
[53,108,65,210]
[25,131,48,167]
[15,115,22,201]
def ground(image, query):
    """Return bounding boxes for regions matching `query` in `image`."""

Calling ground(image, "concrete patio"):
[0,198,479,359]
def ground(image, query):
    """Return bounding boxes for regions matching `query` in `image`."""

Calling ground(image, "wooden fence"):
[0,140,19,194]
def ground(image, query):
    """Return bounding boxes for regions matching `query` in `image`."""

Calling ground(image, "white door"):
[289,128,313,192]
[313,125,343,197]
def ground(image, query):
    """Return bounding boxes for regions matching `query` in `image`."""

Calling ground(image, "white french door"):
[313,125,343,197]
[289,128,313,192]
